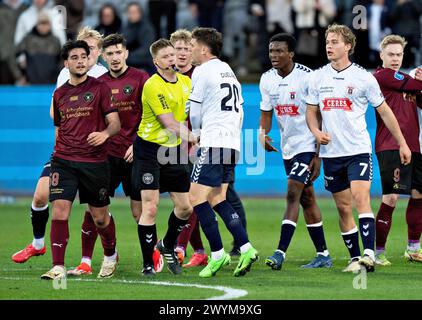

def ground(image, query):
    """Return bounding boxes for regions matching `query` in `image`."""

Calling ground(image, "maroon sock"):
[50,220,69,266]
[97,215,116,257]
[406,198,422,241]
[81,210,98,259]
[176,212,197,250]
[189,214,205,252]
[375,202,395,250]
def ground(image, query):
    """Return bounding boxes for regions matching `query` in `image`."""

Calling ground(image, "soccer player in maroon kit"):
[373,35,422,265]
[41,40,121,280]
[66,34,165,276]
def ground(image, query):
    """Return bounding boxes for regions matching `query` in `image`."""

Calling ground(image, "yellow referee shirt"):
[138,73,191,147]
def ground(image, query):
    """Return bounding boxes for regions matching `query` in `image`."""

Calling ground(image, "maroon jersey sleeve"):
[374,68,422,93]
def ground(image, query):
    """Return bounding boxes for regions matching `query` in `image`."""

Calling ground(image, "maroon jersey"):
[182,66,195,154]
[99,67,149,158]
[373,67,422,153]
[53,76,117,162]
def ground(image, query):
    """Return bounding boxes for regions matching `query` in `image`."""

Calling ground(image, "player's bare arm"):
[258,110,278,152]
[376,101,411,165]
[157,113,197,144]
[306,104,331,145]
[87,111,121,146]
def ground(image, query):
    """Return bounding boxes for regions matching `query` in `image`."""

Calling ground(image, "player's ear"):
[125,49,129,59]
[64,59,69,69]
[290,51,295,59]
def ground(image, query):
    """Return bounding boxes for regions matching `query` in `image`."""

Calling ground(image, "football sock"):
[189,213,205,252]
[97,215,116,257]
[51,220,69,266]
[81,210,98,260]
[359,213,375,260]
[306,222,328,255]
[195,201,223,252]
[213,200,249,247]
[211,248,225,260]
[277,219,296,253]
[341,227,361,260]
[375,202,395,251]
[163,210,188,249]
[226,183,247,231]
[138,224,157,267]
[31,203,49,248]
[406,198,422,243]
[407,240,421,252]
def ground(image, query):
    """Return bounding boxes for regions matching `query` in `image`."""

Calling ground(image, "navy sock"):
[306,222,328,254]
[341,227,361,259]
[359,213,375,256]
[277,220,296,252]
[163,211,188,249]
[137,224,157,267]
[213,200,249,248]
[31,205,49,239]
[226,183,247,248]
[194,202,223,252]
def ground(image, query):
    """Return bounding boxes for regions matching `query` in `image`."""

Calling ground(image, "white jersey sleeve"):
[306,71,320,106]
[365,73,385,108]
[259,72,272,111]
[190,67,207,103]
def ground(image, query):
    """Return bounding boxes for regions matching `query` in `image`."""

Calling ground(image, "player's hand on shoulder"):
[308,155,321,182]
[124,145,133,163]
[87,131,109,146]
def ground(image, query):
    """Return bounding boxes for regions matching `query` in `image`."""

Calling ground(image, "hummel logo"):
[347,244,353,249]
[378,220,389,225]
[363,231,369,237]
[146,233,153,243]
[345,239,351,244]
[81,229,91,236]
[53,243,63,248]
[146,234,153,239]
[362,224,369,230]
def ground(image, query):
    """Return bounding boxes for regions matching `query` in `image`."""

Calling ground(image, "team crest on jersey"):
[322,98,352,111]
[83,92,94,102]
[275,104,300,116]
[347,86,354,95]
[289,92,296,100]
[142,173,154,185]
[123,85,133,95]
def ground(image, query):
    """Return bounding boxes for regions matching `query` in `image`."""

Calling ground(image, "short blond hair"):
[325,24,356,54]
[170,29,192,45]
[380,35,407,51]
[77,26,103,48]
[150,38,174,58]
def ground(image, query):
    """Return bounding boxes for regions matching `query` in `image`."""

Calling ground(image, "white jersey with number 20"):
[189,59,244,151]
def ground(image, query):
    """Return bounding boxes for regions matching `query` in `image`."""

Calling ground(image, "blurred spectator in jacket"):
[14,0,67,46]
[55,0,85,40]
[95,3,122,36]
[148,0,177,38]
[388,0,422,67]
[249,0,271,72]
[122,1,155,74]
[368,0,392,67]
[15,12,61,84]
[82,0,134,27]
[0,0,29,84]
[189,0,225,32]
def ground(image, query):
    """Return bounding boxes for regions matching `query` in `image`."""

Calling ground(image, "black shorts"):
[49,157,110,207]
[39,161,51,178]
[377,150,422,194]
[132,136,190,193]
[108,155,141,201]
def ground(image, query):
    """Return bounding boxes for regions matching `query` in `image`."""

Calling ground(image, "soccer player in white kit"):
[11,27,107,263]
[188,27,259,278]
[258,33,332,270]
[306,24,411,272]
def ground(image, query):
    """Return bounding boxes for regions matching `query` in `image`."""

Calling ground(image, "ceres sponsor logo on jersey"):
[322,98,352,111]
[275,104,300,116]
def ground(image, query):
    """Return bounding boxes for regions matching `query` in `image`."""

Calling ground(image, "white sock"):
[211,248,225,260]
[363,249,375,261]
[407,241,420,251]
[317,250,330,257]
[104,251,117,262]
[240,242,252,254]
[81,257,92,266]
[32,238,44,250]
[275,249,286,258]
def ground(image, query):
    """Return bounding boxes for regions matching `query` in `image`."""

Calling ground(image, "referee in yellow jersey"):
[133,39,197,276]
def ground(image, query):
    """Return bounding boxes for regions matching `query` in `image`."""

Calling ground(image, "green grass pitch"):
[1,197,422,300]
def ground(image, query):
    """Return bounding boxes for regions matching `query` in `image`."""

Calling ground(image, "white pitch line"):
[0,277,248,300]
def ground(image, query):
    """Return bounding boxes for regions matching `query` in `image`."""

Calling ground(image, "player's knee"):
[300,191,315,210]
[286,189,300,205]
[382,194,400,206]
[336,203,352,216]
[353,192,370,209]
[33,189,49,208]
[143,200,158,219]
[176,203,193,219]
[51,202,69,220]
